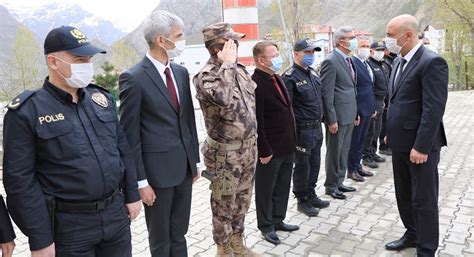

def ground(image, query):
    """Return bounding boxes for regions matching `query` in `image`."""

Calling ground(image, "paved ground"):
[1,90,473,256]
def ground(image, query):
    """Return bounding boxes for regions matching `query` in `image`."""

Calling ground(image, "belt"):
[206,136,256,151]
[55,190,119,213]
[296,120,321,130]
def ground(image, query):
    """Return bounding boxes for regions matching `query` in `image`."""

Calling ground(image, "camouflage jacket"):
[193,57,257,143]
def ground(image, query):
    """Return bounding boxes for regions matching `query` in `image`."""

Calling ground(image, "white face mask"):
[164,39,186,58]
[53,56,94,88]
[372,51,385,61]
[357,48,370,60]
[385,33,407,54]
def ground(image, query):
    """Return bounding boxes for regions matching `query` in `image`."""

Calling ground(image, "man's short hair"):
[142,10,184,48]
[252,41,278,59]
[334,26,353,46]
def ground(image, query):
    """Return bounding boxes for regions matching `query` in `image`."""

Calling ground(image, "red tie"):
[164,67,179,112]
[346,57,355,81]
[271,75,287,105]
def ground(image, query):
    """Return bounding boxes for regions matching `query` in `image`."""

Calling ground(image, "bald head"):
[386,14,420,56]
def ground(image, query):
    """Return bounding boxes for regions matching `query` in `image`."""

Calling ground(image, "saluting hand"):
[139,186,156,207]
[31,243,55,257]
[217,39,237,64]
[126,200,142,221]
[1,241,15,257]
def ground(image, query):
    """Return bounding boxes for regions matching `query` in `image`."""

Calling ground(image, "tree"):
[110,41,140,73]
[93,61,119,101]
[0,25,44,98]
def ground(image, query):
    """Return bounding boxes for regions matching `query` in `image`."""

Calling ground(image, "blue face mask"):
[349,38,358,52]
[302,54,315,67]
[270,56,284,72]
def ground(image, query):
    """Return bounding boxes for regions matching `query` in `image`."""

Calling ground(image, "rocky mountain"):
[0,5,24,62]
[7,3,125,45]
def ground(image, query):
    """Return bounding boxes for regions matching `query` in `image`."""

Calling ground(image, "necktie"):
[271,75,287,105]
[364,61,373,82]
[346,57,355,81]
[164,67,180,112]
[393,58,407,91]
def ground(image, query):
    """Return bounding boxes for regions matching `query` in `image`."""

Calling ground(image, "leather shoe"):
[358,167,374,177]
[275,222,299,232]
[347,171,365,182]
[297,201,319,217]
[362,158,379,168]
[308,193,330,209]
[325,190,346,200]
[338,184,356,192]
[370,153,386,162]
[262,231,280,245]
[385,237,416,251]
[379,148,392,156]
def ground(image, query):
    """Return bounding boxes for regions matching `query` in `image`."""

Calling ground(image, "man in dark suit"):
[384,15,448,257]
[252,41,299,245]
[119,11,200,257]
[347,36,376,182]
[320,26,358,200]
[0,194,15,257]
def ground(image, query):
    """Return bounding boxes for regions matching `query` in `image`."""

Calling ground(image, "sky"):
[0,0,160,32]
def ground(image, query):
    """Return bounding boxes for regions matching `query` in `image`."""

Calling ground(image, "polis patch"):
[91,92,108,108]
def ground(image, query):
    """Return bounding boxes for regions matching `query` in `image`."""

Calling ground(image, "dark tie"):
[393,58,407,91]
[346,57,355,81]
[164,67,180,112]
[271,75,287,105]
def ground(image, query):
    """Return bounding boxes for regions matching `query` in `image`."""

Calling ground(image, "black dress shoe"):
[262,231,280,245]
[379,148,392,156]
[326,190,346,200]
[385,237,416,251]
[357,168,374,177]
[370,153,386,163]
[308,193,330,209]
[338,184,356,192]
[363,158,379,168]
[347,171,365,182]
[297,201,319,217]
[275,222,299,232]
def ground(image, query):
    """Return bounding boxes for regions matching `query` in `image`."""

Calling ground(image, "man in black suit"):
[119,10,200,257]
[384,14,448,257]
[0,194,15,257]
[252,41,299,245]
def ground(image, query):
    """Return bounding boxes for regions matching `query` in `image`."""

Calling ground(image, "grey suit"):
[119,57,199,257]
[320,50,358,192]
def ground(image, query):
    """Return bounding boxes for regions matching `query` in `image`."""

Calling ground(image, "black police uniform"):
[363,56,390,159]
[378,53,397,151]
[2,78,140,256]
[0,194,15,244]
[283,63,324,204]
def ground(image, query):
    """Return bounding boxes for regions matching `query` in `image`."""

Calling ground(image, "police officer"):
[0,194,15,257]
[193,23,260,257]
[2,26,141,257]
[283,39,330,217]
[362,41,390,166]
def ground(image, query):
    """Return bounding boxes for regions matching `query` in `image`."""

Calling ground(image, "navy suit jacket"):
[119,57,200,188]
[352,57,375,117]
[387,45,448,154]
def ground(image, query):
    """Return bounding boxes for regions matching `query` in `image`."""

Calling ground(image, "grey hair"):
[334,26,353,46]
[142,10,184,48]
[357,35,370,41]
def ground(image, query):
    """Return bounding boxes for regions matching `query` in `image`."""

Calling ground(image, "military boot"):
[216,243,233,257]
[230,233,261,257]
[297,196,320,217]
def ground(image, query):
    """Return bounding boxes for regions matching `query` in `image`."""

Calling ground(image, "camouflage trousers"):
[202,141,257,246]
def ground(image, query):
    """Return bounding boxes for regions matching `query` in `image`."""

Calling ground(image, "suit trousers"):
[54,193,132,257]
[293,127,324,198]
[255,153,294,233]
[363,100,384,158]
[324,123,354,192]
[392,150,440,257]
[144,172,193,257]
[348,115,371,171]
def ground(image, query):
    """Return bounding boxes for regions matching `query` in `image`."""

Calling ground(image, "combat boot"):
[216,243,233,257]
[297,196,320,217]
[230,233,261,257]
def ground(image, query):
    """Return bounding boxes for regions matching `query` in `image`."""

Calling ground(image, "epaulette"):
[88,83,110,93]
[6,90,36,110]
[283,67,295,76]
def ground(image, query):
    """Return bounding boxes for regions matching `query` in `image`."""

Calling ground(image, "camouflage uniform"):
[193,24,257,247]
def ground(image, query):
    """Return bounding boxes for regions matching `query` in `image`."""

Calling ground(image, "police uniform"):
[193,23,260,257]
[2,26,139,256]
[0,194,15,244]
[283,62,327,211]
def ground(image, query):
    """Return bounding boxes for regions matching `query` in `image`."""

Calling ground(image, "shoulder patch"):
[284,67,295,76]
[88,83,110,93]
[6,90,35,110]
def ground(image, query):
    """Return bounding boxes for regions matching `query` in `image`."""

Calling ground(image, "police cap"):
[44,26,106,56]
[294,38,322,52]
[370,41,386,50]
